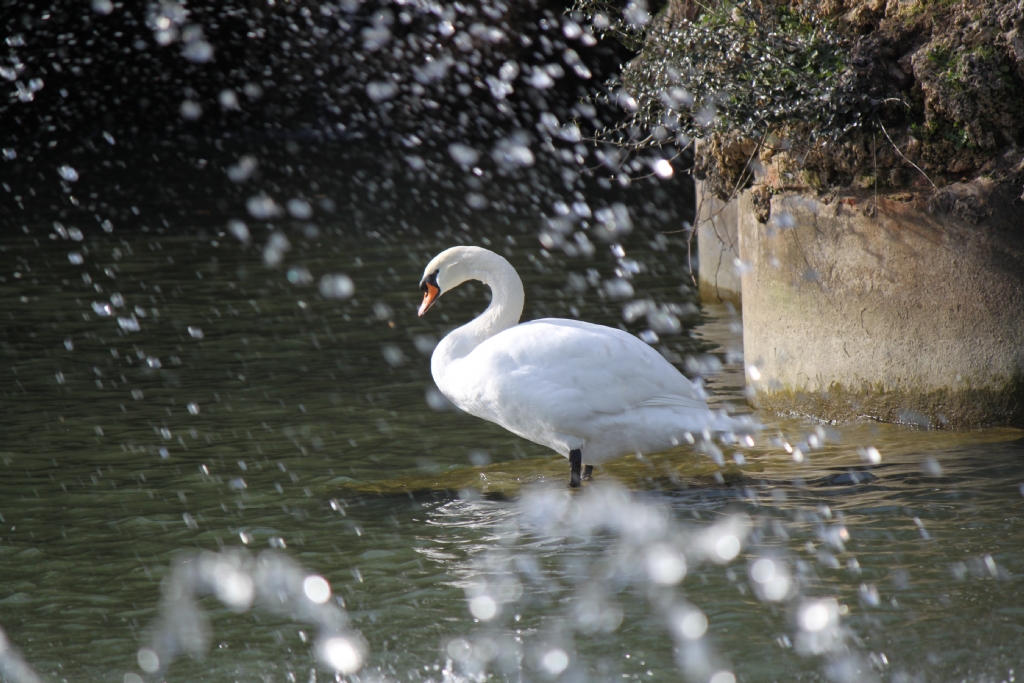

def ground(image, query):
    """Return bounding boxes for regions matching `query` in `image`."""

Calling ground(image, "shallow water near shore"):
[2,212,1024,683]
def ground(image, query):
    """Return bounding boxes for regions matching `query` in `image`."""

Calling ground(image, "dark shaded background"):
[1,0,693,235]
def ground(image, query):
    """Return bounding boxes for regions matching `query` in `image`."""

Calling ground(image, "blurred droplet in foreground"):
[319,274,355,299]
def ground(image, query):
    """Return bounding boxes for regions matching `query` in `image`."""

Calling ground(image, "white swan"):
[418,246,750,487]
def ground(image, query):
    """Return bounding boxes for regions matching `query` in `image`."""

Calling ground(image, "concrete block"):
[739,184,1024,428]
[696,180,742,305]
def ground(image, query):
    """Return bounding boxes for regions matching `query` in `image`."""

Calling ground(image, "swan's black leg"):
[569,449,582,488]
[583,465,594,481]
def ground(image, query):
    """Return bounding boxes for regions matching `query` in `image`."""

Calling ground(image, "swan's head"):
[418,246,494,317]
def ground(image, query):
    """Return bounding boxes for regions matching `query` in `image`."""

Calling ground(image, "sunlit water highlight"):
[1,222,1023,683]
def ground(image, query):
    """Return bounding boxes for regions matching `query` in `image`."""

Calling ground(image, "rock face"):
[739,183,1024,428]
[617,0,1024,203]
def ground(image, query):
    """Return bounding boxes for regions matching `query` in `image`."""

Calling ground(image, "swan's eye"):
[420,270,439,293]
[417,270,442,317]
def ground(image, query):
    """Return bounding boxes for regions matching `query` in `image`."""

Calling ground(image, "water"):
[4,0,1023,678]
[2,203,1023,683]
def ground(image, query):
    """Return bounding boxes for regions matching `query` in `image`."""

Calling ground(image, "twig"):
[872,133,877,219]
[877,116,937,191]
[670,129,769,287]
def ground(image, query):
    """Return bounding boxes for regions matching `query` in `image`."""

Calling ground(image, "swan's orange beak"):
[418,282,439,317]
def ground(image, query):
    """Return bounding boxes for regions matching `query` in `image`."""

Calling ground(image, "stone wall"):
[734,183,1024,428]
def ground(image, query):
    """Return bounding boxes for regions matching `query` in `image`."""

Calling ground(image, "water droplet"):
[286,198,312,219]
[638,330,659,344]
[303,575,332,604]
[68,252,83,265]
[227,219,250,243]
[247,195,281,219]
[137,648,160,673]
[227,156,258,183]
[118,316,141,332]
[673,609,707,639]
[857,446,881,464]
[213,562,254,609]
[285,267,312,286]
[448,143,480,167]
[715,534,741,561]
[58,165,79,182]
[263,232,291,267]
[188,326,204,339]
[528,69,554,89]
[413,334,437,355]
[859,583,880,607]
[425,387,454,411]
[366,80,398,102]
[319,274,354,299]
[799,598,838,632]
[182,39,213,63]
[541,648,569,675]
[469,449,490,466]
[465,192,488,210]
[179,100,202,120]
[921,456,943,477]
[318,636,362,674]
[218,89,239,110]
[645,544,686,585]
[603,278,634,299]
[469,594,497,620]
[382,344,405,367]
[446,638,472,661]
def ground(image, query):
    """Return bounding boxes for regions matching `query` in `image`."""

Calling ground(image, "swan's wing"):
[447,319,705,425]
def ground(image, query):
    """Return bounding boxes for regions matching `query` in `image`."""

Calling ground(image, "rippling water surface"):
[1,198,1023,683]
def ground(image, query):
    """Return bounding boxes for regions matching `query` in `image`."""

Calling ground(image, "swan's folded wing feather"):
[458,319,704,421]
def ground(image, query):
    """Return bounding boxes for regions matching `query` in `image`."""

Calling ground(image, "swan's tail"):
[669,409,760,443]
[706,410,759,434]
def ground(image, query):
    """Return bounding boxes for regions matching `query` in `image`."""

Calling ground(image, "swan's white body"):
[419,246,743,467]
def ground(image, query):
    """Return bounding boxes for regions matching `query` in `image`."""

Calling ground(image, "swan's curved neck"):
[433,253,524,372]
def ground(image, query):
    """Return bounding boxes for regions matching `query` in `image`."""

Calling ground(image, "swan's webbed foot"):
[583,465,594,481]
[569,449,582,488]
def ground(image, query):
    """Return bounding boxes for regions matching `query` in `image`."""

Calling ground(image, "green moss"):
[801,168,824,188]
[328,449,760,499]
[573,0,858,145]
[752,372,1024,429]
[927,45,952,67]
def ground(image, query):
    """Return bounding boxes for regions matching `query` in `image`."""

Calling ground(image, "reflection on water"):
[1,214,1023,683]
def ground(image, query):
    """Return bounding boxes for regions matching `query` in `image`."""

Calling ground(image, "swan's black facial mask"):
[418,270,440,317]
